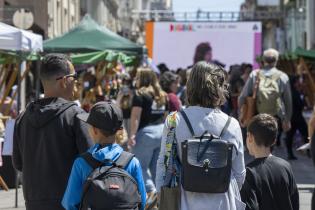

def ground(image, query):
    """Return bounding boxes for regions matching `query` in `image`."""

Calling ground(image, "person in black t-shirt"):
[128,67,168,209]
[285,75,308,160]
[241,114,299,210]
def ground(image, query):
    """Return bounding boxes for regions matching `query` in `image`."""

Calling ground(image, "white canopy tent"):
[0,23,42,207]
[0,22,43,109]
[0,22,43,52]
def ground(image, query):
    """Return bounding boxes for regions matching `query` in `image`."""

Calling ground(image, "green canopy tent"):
[295,47,315,60]
[0,50,136,66]
[44,14,143,54]
[71,50,135,66]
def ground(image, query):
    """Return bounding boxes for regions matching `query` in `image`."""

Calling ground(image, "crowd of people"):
[10,48,315,210]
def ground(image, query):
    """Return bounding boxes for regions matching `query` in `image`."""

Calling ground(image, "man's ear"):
[58,78,67,89]
[247,132,254,143]
[93,126,99,135]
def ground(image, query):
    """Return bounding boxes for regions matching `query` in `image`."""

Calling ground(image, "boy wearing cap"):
[62,102,146,210]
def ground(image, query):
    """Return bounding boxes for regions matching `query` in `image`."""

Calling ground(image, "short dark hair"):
[40,53,71,81]
[160,71,178,93]
[157,63,169,75]
[92,126,124,144]
[99,128,116,137]
[247,114,278,147]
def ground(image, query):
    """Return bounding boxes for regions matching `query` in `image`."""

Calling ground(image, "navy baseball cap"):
[77,102,123,134]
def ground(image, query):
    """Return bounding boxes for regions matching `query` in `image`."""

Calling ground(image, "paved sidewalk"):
[0,188,24,210]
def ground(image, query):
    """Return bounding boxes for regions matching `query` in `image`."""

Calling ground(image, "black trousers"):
[286,116,308,157]
[275,116,283,146]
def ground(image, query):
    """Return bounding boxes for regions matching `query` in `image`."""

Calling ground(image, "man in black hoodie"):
[13,54,92,210]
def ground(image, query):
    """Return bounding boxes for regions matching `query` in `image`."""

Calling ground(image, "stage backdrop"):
[145,21,262,70]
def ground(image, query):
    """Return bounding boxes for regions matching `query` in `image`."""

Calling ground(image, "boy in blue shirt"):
[62,102,146,210]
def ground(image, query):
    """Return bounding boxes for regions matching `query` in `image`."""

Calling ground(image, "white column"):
[306,0,315,49]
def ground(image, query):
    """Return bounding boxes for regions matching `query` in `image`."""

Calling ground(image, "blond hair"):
[136,67,167,107]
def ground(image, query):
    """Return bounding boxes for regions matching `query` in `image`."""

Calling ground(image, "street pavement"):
[0,146,314,210]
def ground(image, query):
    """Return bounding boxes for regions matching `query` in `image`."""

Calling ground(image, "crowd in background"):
[9,48,315,210]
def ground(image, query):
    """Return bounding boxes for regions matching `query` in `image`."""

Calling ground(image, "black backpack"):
[180,110,234,193]
[79,151,142,210]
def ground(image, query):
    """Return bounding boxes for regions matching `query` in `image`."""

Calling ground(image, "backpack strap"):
[219,116,232,138]
[79,152,103,210]
[197,116,232,161]
[115,151,135,168]
[181,110,231,138]
[271,71,282,80]
[81,152,104,169]
[180,110,196,136]
[252,69,260,99]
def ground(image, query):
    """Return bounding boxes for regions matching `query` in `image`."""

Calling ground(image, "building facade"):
[47,0,80,38]
[80,0,120,33]
[0,0,48,37]
[0,0,81,39]
[117,0,172,43]
[306,0,315,49]
[0,0,172,41]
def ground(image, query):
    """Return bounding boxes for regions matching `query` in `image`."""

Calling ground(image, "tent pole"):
[35,60,40,99]
[0,66,18,110]
[4,64,30,116]
[0,64,9,107]
[15,54,22,208]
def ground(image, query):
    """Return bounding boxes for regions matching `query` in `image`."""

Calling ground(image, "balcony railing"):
[132,10,305,22]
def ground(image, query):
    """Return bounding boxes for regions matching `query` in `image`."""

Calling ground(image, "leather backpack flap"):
[186,139,233,168]
[181,139,234,193]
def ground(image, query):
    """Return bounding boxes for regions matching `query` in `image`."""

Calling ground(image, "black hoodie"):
[13,97,92,210]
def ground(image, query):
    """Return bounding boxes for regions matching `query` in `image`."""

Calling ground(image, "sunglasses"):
[56,72,78,81]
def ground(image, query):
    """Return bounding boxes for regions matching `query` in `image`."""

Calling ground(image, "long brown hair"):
[136,67,167,108]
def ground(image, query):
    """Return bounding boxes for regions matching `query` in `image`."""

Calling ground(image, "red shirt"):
[168,93,181,112]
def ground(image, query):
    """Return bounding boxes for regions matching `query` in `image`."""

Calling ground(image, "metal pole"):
[15,170,19,208]
[35,60,41,99]
[15,52,22,208]
[15,54,21,208]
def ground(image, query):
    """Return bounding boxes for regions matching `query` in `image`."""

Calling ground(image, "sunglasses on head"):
[56,72,78,81]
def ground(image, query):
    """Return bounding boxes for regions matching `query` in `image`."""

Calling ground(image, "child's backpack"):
[79,151,141,210]
[256,71,282,116]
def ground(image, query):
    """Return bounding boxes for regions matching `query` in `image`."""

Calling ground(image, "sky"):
[172,0,244,12]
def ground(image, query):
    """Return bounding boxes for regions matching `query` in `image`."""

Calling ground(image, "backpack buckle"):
[203,159,210,172]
